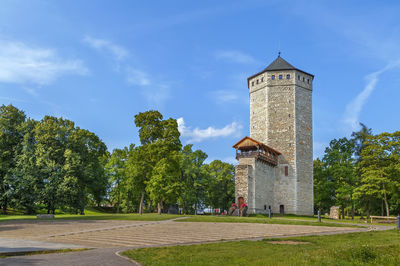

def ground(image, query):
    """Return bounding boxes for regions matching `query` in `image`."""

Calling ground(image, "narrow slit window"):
[286,74,290,79]
[252,81,254,86]
[261,77,264,82]
[285,166,289,176]
[298,75,300,80]
[256,79,259,84]
[307,79,310,84]
[303,77,305,82]
[279,75,283,80]
[271,75,275,80]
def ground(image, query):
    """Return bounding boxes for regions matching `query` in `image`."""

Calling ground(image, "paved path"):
[0,237,84,253]
[0,218,393,265]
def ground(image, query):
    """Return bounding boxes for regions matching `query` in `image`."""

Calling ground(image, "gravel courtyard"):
[0,219,363,249]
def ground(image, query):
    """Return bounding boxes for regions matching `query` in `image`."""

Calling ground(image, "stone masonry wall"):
[253,160,276,214]
[294,75,314,215]
[235,158,254,208]
[246,68,314,215]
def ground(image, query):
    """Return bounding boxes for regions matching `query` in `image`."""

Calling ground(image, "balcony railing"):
[236,150,278,166]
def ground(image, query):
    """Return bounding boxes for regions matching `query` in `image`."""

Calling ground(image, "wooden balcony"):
[236,150,278,166]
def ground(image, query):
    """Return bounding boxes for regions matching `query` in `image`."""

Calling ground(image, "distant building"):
[233,54,314,215]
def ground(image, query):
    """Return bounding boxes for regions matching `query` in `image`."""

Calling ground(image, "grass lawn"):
[0,211,181,222]
[179,215,363,228]
[123,230,400,266]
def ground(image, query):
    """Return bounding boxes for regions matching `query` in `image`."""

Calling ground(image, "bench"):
[37,214,55,219]
[370,216,396,223]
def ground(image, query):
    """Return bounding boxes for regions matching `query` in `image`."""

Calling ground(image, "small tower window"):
[256,79,259,84]
[303,77,305,82]
[279,75,283,80]
[285,166,289,176]
[286,74,290,79]
[298,75,300,80]
[288,114,291,118]
[261,77,264,82]
[307,79,310,84]
[252,81,254,86]
[271,75,275,80]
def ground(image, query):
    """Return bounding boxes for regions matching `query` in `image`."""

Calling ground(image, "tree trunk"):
[126,192,130,214]
[138,190,145,215]
[341,205,345,219]
[117,179,121,213]
[2,201,6,215]
[382,183,390,216]
[157,200,162,215]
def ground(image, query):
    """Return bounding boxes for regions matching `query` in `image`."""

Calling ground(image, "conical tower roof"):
[263,55,296,71]
[247,53,314,83]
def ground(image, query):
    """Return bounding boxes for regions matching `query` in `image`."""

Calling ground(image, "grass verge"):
[178,215,363,227]
[123,230,400,265]
[0,213,181,222]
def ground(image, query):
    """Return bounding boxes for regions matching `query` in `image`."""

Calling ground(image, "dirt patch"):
[268,241,311,245]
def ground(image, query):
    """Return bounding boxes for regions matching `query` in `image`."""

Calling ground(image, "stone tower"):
[233,54,314,215]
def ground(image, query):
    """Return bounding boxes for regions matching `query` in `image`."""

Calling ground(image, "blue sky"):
[1,0,400,163]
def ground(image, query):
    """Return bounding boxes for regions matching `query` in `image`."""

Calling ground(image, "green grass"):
[0,248,91,258]
[123,230,400,265]
[0,213,181,222]
[178,215,362,228]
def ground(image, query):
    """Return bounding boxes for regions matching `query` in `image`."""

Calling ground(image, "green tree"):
[34,116,75,214]
[204,160,235,213]
[313,158,335,213]
[0,105,26,214]
[356,132,400,217]
[132,111,182,214]
[179,144,208,214]
[106,147,130,213]
[10,119,40,214]
[322,138,357,219]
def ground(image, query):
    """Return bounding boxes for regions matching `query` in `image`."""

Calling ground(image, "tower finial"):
[278,50,281,57]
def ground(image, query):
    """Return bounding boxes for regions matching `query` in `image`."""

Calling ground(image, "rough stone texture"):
[236,61,314,215]
[330,206,340,219]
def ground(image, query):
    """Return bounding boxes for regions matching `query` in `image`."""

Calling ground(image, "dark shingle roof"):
[264,56,295,71]
[247,54,314,83]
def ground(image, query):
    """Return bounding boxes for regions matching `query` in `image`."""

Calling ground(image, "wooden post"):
[318,210,321,222]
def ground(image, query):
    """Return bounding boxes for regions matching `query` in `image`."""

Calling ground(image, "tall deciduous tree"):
[106,147,130,213]
[356,132,400,217]
[313,158,335,213]
[204,160,235,213]
[179,144,208,214]
[322,138,357,219]
[0,105,26,214]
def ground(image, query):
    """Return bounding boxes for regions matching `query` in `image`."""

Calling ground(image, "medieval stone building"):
[233,54,314,215]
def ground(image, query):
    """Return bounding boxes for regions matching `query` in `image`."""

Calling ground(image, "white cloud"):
[215,50,256,64]
[126,68,151,86]
[0,41,87,85]
[177,117,242,143]
[84,36,171,107]
[126,67,170,107]
[83,36,129,61]
[343,61,400,131]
